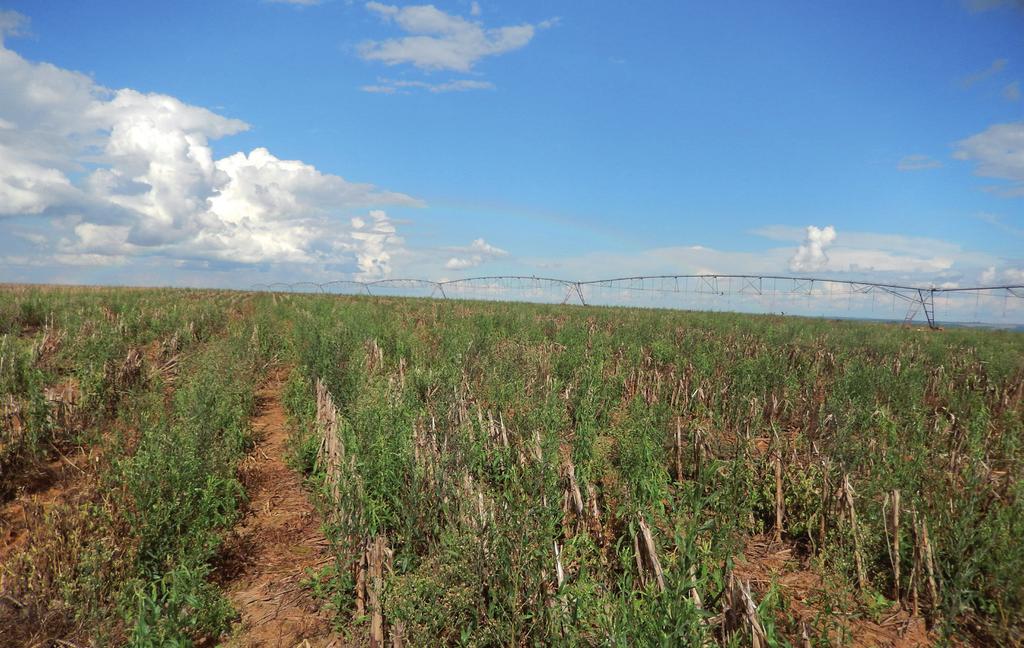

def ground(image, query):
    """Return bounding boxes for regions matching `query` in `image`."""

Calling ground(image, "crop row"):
[0,287,275,645]
[278,294,1023,645]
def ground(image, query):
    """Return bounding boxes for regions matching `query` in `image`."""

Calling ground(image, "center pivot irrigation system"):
[251,274,1024,329]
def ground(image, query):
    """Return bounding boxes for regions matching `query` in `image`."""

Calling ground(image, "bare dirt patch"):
[734,534,934,647]
[0,452,87,564]
[0,439,107,646]
[220,367,338,648]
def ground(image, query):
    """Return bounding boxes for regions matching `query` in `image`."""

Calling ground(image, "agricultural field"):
[1,285,1022,647]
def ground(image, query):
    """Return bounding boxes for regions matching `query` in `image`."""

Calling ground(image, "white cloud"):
[67,223,137,256]
[774,226,963,275]
[52,253,129,267]
[753,225,994,277]
[897,154,942,171]
[211,147,416,227]
[361,77,495,94]
[0,10,28,41]
[444,256,478,269]
[13,230,46,245]
[0,145,77,214]
[823,247,953,274]
[954,121,1024,196]
[0,36,421,277]
[981,265,1024,284]
[360,2,547,72]
[789,225,836,272]
[470,2,481,17]
[1005,80,1021,102]
[443,237,508,270]
[466,237,507,256]
[509,225,1004,301]
[350,209,402,278]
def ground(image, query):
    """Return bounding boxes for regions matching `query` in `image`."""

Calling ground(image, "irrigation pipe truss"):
[251,274,1024,329]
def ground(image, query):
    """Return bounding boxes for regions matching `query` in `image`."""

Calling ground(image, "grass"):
[2,285,1022,646]
[279,295,1024,646]
[0,286,272,645]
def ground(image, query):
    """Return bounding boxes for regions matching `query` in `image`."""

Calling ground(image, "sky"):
[0,1,1023,315]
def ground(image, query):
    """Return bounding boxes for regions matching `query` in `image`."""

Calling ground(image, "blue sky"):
[0,0,1023,315]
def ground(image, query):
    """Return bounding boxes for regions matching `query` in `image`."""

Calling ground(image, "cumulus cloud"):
[0,29,421,277]
[0,145,77,214]
[954,121,1024,196]
[897,154,942,171]
[789,225,836,272]
[360,2,550,72]
[760,225,963,276]
[443,257,478,270]
[443,237,508,270]
[465,238,506,256]
[350,209,402,277]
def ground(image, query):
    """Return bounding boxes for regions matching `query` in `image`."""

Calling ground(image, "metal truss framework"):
[252,274,1024,329]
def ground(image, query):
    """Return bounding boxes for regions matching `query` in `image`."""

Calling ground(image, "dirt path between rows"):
[221,367,337,647]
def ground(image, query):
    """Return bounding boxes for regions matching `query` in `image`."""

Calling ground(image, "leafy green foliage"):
[277,295,1024,645]
[2,286,1022,645]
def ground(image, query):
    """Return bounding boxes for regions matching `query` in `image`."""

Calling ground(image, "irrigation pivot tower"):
[252,274,1024,330]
